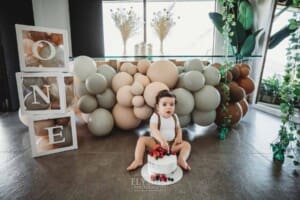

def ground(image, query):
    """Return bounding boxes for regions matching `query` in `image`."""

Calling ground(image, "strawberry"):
[150,175,156,181]
[154,144,160,151]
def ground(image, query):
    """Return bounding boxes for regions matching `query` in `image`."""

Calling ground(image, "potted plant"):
[260,75,282,104]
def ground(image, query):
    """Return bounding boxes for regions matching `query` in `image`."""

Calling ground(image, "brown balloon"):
[239,64,250,78]
[237,77,255,95]
[30,31,48,41]
[230,83,246,103]
[239,98,249,117]
[49,33,63,45]
[215,102,243,127]
[64,77,74,85]
[55,117,70,126]
[230,65,241,81]
[211,63,222,70]
[240,63,251,70]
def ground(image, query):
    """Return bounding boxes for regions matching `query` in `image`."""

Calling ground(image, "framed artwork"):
[28,111,78,157]
[15,24,69,72]
[16,72,74,114]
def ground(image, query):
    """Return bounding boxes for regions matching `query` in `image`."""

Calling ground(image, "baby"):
[127,89,191,171]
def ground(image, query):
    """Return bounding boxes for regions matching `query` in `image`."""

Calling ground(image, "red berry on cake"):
[150,174,156,181]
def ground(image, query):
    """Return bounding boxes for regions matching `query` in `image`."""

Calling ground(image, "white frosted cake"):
[147,154,177,175]
[141,146,182,184]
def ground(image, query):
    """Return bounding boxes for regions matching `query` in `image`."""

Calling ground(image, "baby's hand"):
[161,141,169,152]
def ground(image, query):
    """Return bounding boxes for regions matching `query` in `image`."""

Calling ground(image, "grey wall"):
[0,0,34,111]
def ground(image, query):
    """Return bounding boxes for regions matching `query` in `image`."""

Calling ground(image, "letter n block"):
[16,72,75,114]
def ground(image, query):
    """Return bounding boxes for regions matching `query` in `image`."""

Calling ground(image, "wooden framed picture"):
[15,24,69,72]
[28,111,78,157]
[16,72,74,114]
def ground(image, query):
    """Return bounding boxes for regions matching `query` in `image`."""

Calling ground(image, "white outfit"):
[149,113,180,141]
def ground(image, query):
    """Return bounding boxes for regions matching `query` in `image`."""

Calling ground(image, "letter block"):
[15,24,69,72]
[28,111,78,157]
[16,72,75,114]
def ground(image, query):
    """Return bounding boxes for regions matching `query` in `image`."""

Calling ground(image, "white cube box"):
[28,111,78,157]
[15,24,70,72]
[16,72,75,114]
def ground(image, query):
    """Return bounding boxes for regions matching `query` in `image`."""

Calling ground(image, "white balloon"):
[73,56,97,81]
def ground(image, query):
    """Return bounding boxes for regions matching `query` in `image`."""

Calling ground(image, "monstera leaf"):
[209,12,224,34]
[238,1,254,30]
[240,29,263,56]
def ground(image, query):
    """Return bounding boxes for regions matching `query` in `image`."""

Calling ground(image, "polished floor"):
[0,107,299,200]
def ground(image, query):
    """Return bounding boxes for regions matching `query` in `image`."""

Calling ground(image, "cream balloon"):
[88,108,114,136]
[73,56,97,81]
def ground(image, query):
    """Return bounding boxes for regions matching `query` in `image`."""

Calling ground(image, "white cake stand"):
[141,164,183,185]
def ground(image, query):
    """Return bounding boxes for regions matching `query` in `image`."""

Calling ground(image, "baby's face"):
[156,97,176,118]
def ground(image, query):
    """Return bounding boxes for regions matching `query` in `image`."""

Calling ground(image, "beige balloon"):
[130,81,144,95]
[144,82,169,108]
[147,60,178,89]
[116,85,133,107]
[133,105,153,120]
[112,104,141,130]
[132,96,145,107]
[134,73,150,88]
[111,72,133,92]
[137,59,151,74]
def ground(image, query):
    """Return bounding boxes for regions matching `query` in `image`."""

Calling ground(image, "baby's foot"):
[127,160,143,171]
[178,158,191,171]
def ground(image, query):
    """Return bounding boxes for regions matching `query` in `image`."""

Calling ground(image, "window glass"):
[103,1,215,56]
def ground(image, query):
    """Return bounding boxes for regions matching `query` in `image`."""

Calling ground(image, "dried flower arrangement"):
[151,6,179,55]
[110,7,141,55]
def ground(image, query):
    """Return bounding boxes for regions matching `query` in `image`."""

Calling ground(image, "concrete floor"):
[0,107,299,200]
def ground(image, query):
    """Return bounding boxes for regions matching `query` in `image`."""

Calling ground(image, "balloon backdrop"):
[72,56,255,135]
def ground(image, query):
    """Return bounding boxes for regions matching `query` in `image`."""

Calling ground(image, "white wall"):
[32,0,72,56]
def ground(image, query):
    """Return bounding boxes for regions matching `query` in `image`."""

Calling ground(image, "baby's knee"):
[183,141,191,149]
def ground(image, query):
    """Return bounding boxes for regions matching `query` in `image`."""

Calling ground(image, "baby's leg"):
[171,141,191,171]
[127,136,156,171]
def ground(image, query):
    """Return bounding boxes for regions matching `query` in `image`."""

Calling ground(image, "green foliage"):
[240,29,263,56]
[269,25,298,49]
[209,0,262,58]
[209,12,224,34]
[271,10,300,166]
[261,74,282,96]
[268,1,300,49]
[238,1,254,30]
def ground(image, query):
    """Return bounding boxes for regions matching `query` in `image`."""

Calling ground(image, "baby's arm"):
[150,123,169,150]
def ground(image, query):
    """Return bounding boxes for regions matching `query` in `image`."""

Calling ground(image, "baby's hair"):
[155,90,176,104]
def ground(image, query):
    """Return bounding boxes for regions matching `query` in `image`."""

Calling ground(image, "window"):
[102,0,215,56]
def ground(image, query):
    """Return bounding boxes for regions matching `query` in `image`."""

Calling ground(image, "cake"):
[147,145,178,182]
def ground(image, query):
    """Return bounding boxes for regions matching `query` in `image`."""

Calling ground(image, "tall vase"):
[160,39,164,55]
[123,39,127,56]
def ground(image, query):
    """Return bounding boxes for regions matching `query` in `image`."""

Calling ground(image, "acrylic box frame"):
[28,111,78,157]
[15,24,69,72]
[16,72,74,114]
